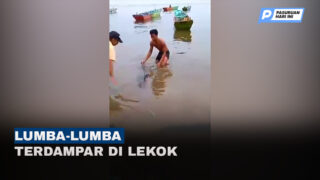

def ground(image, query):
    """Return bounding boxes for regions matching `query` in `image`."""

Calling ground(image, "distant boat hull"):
[110,8,117,14]
[133,14,152,22]
[163,6,178,12]
[163,7,173,11]
[182,6,191,11]
[151,12,160,18]
[174,20,193,30]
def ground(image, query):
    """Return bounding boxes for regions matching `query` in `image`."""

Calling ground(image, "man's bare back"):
[142,29,170,67]
[151,38,168,52]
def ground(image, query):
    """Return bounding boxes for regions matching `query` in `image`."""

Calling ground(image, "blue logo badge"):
[258,8,304,23]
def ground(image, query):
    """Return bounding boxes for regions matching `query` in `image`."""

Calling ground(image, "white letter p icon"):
[262,10,272,20]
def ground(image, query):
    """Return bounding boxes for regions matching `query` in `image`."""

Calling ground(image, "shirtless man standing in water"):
[141,29,170,67]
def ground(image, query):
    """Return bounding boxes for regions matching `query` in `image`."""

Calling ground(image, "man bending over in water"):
[141,29,170,68]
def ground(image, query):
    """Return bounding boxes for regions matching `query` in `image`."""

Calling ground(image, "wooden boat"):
[163,6,178,12]
[163,7,173,11]
[133,13,152,22]
[147,9,161,18]
[174,19,193,30]
[174,10,193,30]
[182,6,191,11]
[151,12,160,18]
[110,8,117,14]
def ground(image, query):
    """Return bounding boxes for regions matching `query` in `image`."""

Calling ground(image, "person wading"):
[109,31,123,85]
[141,29,170,68]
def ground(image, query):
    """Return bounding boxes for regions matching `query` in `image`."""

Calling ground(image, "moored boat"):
[174,10,193,30]
[163,5,178,12]
[133,13,152,22]
[174,20,193,30]
[147,9,161,18]
[182,6,191,11]
[151,12,160,18]
[110,8,117,14]
[163,7,173,12]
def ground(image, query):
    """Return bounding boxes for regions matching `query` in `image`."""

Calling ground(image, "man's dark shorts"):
[156,51,170,63]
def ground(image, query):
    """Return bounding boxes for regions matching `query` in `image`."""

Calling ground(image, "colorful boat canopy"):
[174,10,188,18]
